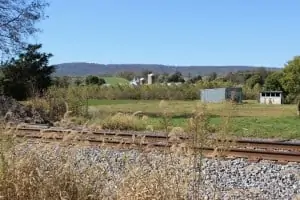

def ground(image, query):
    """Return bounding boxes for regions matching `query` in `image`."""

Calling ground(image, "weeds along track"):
[6,125,300,164]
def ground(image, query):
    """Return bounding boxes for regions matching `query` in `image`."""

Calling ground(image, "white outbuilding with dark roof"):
[259,91,283,104]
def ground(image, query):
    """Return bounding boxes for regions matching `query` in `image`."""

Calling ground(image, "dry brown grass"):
[0,141,113,199]
[0,99,239,200]
[0,130,197,200]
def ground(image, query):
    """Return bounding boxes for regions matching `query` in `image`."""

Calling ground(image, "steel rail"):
[15,132,300,163]
[11,126,300,152]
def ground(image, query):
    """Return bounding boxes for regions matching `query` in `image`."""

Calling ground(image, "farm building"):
[147,73,155,84]
[259,91,283,104]
[129,77,143,86]
[200,87,243,103]
[130,73,155,86]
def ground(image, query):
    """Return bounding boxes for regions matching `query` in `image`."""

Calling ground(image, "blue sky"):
[34,0,300,67]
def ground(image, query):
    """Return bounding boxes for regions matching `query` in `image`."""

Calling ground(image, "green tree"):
[167,71,185,83]
[253,83,262,96]
[188,75,202,84]
[263,71,284,91]
[0,0,49,55]
[281,56,300,96]
[52,76,71,88]
[74,78,83,86]
[230,71,251,84]
[85,75,105,85]
[1,44,54,100]
[245,74,263,89]
[0,70,4,93]
[208,72,217,81]
[157,73,169,83]
[255,67,269,81]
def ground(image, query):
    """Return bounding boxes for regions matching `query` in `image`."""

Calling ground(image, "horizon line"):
[54,62,282,68]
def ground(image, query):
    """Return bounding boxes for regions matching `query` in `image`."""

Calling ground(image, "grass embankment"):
[101,77,129,85]
[88,99,300,139]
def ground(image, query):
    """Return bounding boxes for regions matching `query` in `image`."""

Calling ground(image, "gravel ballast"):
[13,143,300,200]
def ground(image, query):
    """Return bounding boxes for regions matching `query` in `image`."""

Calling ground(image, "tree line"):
[1,43,300,103]
[114,62,300,103]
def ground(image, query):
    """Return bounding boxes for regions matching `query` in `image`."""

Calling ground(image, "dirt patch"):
[0,95,48,124]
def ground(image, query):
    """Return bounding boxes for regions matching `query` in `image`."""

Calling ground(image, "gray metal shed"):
[200,87,243,103]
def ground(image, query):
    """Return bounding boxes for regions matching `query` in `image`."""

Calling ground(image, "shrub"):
[85,75,106,85]
[45,86,88,118]
[101,113,146,130]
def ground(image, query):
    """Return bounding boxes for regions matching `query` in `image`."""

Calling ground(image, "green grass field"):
[88,99,300,139]
[101,77,129,85]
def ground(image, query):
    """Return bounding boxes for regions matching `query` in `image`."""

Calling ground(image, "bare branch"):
[0,0,49,56]
[0,11,24,28]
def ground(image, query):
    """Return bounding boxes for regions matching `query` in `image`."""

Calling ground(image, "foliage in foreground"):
[0,139,192,200]
[0,102,236,200]
[0,44,55,100]
[0,109,230,200]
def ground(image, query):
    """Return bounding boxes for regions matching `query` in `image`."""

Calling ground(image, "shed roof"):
[201,87,242,91]
[260,91,283,93]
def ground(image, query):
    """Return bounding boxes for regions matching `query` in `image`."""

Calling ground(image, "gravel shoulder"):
[13,141,300,200]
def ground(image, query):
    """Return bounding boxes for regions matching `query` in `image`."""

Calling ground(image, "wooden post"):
[297,100,300,117]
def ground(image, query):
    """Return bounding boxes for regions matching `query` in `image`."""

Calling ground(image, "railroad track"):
[4,125,300,164]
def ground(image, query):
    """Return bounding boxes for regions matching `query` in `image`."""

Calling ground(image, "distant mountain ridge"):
[54,62,281,77]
